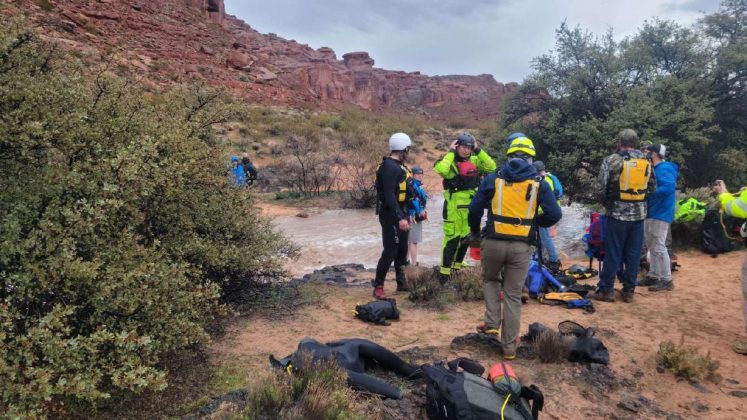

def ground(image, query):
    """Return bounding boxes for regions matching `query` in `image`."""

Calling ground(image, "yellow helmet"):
[506,136,536,157]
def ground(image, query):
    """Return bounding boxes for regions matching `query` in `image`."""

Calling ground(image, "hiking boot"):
[476,322,500,336]
[621,291,635,303]
[372,285,386,300]
[521,290,529,304]
[592,290,615,302]
[648,280,674,292]
[732,339,747,355]
[395,271,408,292]
[639,276,658,286]
[502,347,517,361]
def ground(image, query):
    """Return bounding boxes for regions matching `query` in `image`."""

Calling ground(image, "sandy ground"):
[210,249,747,419]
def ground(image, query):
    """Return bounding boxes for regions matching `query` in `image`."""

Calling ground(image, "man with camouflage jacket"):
[593,129,656,303]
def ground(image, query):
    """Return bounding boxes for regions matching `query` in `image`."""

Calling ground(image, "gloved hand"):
[469,233,481,248]
[419,210,428,221]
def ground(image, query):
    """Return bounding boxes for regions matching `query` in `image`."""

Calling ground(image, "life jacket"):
[674,197,706,222]
[583,212,606,261]
[487,177,540,241]
[617,155,651,202]
[539,292,595,313]
[443,160,481,193]
[422,360,543,420]
[375,157,414,209]
[544,173,561,202]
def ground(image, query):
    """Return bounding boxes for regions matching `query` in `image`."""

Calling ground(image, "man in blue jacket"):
[642,144,679,291]
[468,157,561,359]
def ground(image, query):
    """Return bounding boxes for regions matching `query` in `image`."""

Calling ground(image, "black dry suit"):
[374,156,414,287]
[269,338,421,399]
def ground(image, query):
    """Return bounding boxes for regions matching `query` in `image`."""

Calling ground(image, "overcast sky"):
[224,0,721,83]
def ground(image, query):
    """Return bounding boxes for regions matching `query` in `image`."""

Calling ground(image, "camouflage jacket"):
[596,149,656,221]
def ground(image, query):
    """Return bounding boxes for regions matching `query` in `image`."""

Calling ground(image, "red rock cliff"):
[14,0,517,121]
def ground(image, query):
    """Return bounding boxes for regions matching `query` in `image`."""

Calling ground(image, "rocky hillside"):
[11,0,518,121]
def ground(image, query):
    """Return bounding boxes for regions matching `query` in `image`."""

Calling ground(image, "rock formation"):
[16,0,518,121]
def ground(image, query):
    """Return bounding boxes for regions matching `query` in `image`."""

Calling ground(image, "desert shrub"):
[246,354,376,420]
[656,338,721,383]
[405,266,442,304]
[453,265,484,301]
[534,331,570,363]
[0,26,293,416]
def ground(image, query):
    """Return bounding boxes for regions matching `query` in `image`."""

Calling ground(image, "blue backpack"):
[525,260,564,297]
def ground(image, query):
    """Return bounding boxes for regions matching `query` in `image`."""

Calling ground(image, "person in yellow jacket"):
[713,180,747,355]
[433,132,497,284]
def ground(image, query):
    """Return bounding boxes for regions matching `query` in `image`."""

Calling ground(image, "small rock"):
[199,45,214,55]
[689,382,711,394]
[656,365,666,373]
[184,64,199,74]
[725,378,739,385]
[295,212,309,218]
[729,390,747,398]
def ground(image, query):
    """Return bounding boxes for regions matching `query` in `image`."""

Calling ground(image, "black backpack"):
[354,299,400,325]
[422,360,543,420]
[701,209,733,255]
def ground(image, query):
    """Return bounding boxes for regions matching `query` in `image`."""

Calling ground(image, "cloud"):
[224,0,720,82]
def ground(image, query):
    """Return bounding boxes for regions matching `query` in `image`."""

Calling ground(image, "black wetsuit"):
[374,157,410,287]
[271,338,421,399]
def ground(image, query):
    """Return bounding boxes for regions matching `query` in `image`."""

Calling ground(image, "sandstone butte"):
[10,0,521,121]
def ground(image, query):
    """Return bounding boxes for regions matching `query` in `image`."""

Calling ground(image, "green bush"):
[656,338,721,383]
[0,26,293,416]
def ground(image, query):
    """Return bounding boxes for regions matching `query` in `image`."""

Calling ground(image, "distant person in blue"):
[640,144,679,292]
[408,166,428,266]
[533,160,564,271]
[230,155,246,186]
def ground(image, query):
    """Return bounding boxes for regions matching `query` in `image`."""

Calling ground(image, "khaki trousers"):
[481,239,531,353]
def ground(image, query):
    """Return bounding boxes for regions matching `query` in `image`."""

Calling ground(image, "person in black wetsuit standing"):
[372,132,415,300]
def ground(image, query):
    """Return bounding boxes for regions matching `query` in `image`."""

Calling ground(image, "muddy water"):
[275,198,590,275]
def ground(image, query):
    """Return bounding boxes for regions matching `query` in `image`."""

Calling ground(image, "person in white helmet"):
[372,133,415,299]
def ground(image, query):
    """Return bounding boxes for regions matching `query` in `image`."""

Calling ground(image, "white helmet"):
[389,132,412,151]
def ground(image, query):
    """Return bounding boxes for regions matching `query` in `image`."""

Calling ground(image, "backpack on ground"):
[701,209,733,255]
[422,359,544,420]
[583,212,605,271]
[525,260,564,297]
[354,299,400,325]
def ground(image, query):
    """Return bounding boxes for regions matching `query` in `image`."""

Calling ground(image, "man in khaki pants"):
[468,151,561,359]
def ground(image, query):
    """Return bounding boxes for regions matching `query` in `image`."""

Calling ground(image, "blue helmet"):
[506,132,527,145]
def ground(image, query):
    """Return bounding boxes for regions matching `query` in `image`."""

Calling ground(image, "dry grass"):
[245,352,380,420]
[656,337,721,383]
[453,265,483,301]
[535,330,571,363]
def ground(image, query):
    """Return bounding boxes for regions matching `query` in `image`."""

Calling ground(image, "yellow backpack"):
[618,157,650,202]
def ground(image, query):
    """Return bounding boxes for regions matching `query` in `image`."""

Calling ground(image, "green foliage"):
[0,25,293,415]
[502,2,747,199]
[246,354,376,420]
[656,338,721,383]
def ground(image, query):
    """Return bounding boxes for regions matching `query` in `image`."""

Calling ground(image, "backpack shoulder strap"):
[520,384,544,420]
